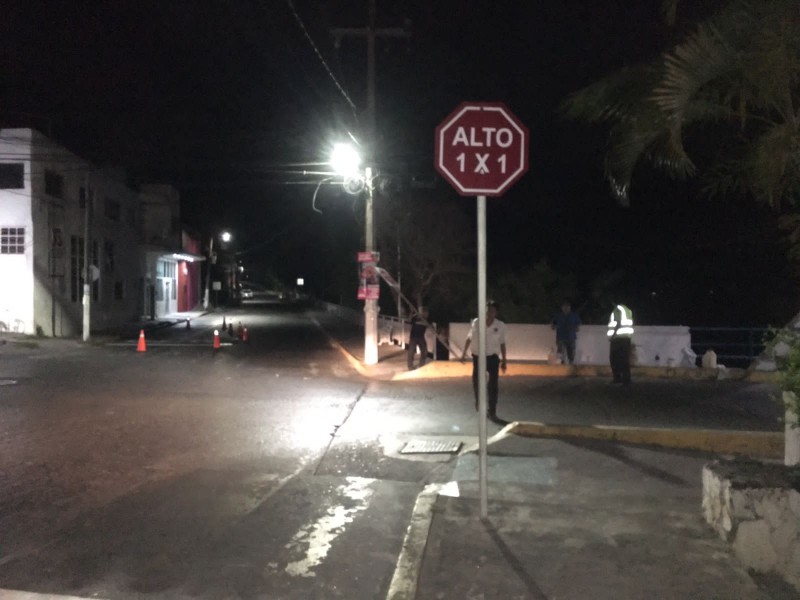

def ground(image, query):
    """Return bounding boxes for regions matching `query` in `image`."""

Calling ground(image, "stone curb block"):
[510,422,784,459]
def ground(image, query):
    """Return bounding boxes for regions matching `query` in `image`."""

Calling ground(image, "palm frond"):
[647,125,696,178]
[740,17,800,120]
[778,213,800,263]
[652,23,736,120]
[747,123,800,209]
[701,158,750,200]
[604,117,666,205]
[561,65,661,124]
[661,0,679,26]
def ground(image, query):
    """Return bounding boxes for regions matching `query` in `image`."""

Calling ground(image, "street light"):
[330,143,361,176]
[203,230,232,310]
[329,143,379,365]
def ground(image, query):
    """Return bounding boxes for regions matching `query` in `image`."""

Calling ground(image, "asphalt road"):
[0,300,783,599]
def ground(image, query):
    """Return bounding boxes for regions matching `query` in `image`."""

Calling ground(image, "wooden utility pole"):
[330,0,409,145]
[331,0,409,365]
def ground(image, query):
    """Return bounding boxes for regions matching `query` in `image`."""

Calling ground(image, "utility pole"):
[332,0,409,365]
[203,236,214,310]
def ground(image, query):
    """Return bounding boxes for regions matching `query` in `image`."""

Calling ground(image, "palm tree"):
[564,0,800,210]
[566,0,800,463]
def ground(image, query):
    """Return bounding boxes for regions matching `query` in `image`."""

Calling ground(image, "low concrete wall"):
[448,323,693,367]
[702,460,800,592]
[317,301,363,326]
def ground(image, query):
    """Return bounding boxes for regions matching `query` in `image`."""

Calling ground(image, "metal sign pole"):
[477,194,488,518]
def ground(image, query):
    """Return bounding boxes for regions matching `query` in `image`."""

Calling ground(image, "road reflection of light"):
[281,404,350,451]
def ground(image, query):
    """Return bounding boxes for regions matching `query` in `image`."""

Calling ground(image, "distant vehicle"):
[241,288,254,299]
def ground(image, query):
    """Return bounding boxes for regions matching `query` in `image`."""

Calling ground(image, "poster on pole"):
[357,260,380,300]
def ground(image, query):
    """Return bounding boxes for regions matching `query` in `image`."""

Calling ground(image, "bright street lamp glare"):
[220,231,232,243]
[330,143,361,176]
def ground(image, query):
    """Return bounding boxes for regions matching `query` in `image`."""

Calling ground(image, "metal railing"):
[690,326,768,368]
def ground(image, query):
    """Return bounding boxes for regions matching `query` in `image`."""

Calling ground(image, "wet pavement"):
[315,311,797,599]
[0,305,795,599]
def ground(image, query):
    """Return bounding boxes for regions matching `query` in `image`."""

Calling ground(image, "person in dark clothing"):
[407,307,429,370]
[551,301,581,364]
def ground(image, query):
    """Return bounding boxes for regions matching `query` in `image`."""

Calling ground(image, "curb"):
[393,362,779,382]
[509,421,784,459]
[385,483,442,600]
[0,591,105,600]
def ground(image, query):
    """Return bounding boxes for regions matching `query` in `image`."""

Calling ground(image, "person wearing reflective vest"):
[607,304,634,384]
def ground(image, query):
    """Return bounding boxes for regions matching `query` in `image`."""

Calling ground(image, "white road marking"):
[280,477,375,578]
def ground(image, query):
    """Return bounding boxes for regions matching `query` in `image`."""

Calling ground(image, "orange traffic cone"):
[137,329,147,352]
[242,327,248,342]
[213,329,221,351]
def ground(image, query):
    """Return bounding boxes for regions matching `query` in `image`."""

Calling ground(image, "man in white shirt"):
[460,301,507,420]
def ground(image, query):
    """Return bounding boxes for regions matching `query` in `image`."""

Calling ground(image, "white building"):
[0,128,190,336]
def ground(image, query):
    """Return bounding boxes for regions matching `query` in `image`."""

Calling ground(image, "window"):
[156,259,176,278]
[44,170,64,198]
[0,227,25,254]
[104,240,115,272]
[104,197,120,221]
[0,164,24,189]
[79,188,95,214]
[91,240,99,302]
[70,235,84,302]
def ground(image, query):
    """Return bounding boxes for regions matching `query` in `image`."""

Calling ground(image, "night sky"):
[2,0,796,326]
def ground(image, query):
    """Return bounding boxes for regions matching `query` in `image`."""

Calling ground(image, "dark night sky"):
[1,0,796,326]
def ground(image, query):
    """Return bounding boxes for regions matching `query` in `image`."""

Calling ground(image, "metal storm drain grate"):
[400,439,462,454]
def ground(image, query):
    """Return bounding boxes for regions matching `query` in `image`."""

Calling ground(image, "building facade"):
[0,128,199,336]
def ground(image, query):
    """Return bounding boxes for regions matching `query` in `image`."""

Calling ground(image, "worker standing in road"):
[461,300,507,420]
[607,303,634,385]
[551,301,581,364]
[407,307,430,370]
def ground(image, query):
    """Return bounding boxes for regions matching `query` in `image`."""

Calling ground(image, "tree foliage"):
[375,190,472,316]
[564,0,800,209]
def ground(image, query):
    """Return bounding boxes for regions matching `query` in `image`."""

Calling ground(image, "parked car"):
[241,288,254,299]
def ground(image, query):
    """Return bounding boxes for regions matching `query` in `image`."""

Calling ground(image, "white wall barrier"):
[316,300,363,326]
[447,323,694,367]
[314,300,694,367]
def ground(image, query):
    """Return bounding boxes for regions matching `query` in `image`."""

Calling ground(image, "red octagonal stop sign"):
[435,102,529,196]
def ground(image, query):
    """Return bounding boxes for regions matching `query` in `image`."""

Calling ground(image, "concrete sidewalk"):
[313,312,795,599]
[398,433,793,600]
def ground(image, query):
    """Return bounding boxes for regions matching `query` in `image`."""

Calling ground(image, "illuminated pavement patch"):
[451,454,557,485]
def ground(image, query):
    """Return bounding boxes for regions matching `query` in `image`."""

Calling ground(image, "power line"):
[285,0,358,116]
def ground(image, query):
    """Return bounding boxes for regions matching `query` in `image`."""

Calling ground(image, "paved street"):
[0,299,790,599]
